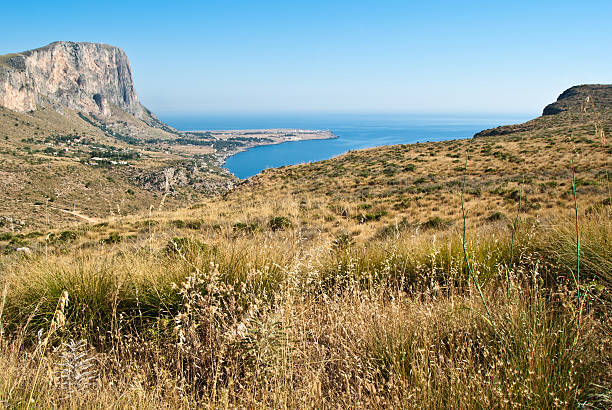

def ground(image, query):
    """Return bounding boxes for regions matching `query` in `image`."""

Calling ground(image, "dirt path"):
[53,207,99,223]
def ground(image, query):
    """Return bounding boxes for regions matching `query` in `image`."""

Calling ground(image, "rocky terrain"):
[542,84,612,116]
[1,42,144,117]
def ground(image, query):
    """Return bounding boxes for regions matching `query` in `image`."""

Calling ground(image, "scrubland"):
[0,108,610,408]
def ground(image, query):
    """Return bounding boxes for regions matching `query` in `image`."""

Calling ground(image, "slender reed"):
[570,161,587,342]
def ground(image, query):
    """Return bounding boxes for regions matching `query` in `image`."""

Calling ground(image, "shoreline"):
[181,128,338,168]
[220,132,340,172]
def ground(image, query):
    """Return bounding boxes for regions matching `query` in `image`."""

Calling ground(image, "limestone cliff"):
[0,41,146,119]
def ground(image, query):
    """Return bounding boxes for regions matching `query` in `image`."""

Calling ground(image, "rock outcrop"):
[0,41,146,119]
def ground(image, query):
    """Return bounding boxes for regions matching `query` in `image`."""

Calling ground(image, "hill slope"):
[0,42,238,229]
[3,84,609,248]
[0,85,609,408]
[0,43,346,229]
[474,84,612,139]
[212,84,610,241]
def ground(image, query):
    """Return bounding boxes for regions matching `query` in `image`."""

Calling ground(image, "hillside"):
[213,84,610,241]
[2,83,610,252]
[0,42,237,228]
[0,84,609,407]
[0,42,334,229]
[474,84,612,139]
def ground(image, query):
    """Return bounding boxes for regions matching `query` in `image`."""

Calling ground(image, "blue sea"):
[161,113,531,179]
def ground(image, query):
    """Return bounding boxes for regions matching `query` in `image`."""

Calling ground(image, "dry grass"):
[0,106,233,229]
[0,202,610,408]
[0,91,610,408]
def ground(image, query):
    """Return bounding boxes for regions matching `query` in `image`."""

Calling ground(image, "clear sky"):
[1,1,610,116]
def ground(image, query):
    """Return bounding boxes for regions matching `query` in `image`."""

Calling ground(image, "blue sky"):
[2,1,611,115]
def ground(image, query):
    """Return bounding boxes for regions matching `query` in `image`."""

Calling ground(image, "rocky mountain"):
[0,41,182,141]
[0,41,146,117]
[0,42,238,229]
[0,41,334,230]
[474,84,612,138]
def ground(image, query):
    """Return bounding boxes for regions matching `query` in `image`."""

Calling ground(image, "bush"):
[486,211,505,222]
[57,230,78,242]
[101,232,122,244]
[185,220,203,230]
[165,237,210,256]
[47,230,79,243]
[170,219,186,228]
[332,231,354,250]
[357,210,387,223]
[422,216,449,230]
[269,216,292,231]
[0,232,13,241]
[233,222,261,234]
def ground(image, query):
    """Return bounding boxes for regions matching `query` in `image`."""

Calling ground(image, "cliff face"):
[0,41,145,118]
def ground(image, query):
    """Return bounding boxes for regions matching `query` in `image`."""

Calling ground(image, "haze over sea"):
[163,113,532,179]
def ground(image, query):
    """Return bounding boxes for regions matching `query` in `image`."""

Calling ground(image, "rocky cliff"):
[0,41,146,119]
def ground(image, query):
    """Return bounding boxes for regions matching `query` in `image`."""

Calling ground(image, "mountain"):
[0,41,178,137]
[0,42,335,230]
[474,84,612,138]
[0,42,238,229]
[0,41,143,116]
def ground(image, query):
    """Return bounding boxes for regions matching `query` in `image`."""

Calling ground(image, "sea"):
[161,113,532,179]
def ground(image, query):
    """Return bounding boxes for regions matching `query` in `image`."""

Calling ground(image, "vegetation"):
[0,106,235,229]
[0,201,609,407]
[0,86,610,407]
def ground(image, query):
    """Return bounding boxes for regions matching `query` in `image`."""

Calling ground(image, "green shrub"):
[58,230,78,242]
[269,216,292,231]
[170,219,186,228]
[165,237,210,256]
[8,236,28,247]
[357,210,387,223]
[486,212,505,222]
[422,216,449,230]
[101,232,122,244]
[332,231,355,250]
[185,219,203,230]
[25,231,43,238]
[233,222,261,233]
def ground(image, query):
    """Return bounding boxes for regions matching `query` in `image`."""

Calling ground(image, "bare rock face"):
[0,41,146,118]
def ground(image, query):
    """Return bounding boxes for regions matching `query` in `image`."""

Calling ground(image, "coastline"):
[182,128,338,168]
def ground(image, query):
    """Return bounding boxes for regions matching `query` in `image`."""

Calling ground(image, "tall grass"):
[0,207,609,408]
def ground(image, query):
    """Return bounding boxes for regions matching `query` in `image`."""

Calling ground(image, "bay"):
[162,113,531,179]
